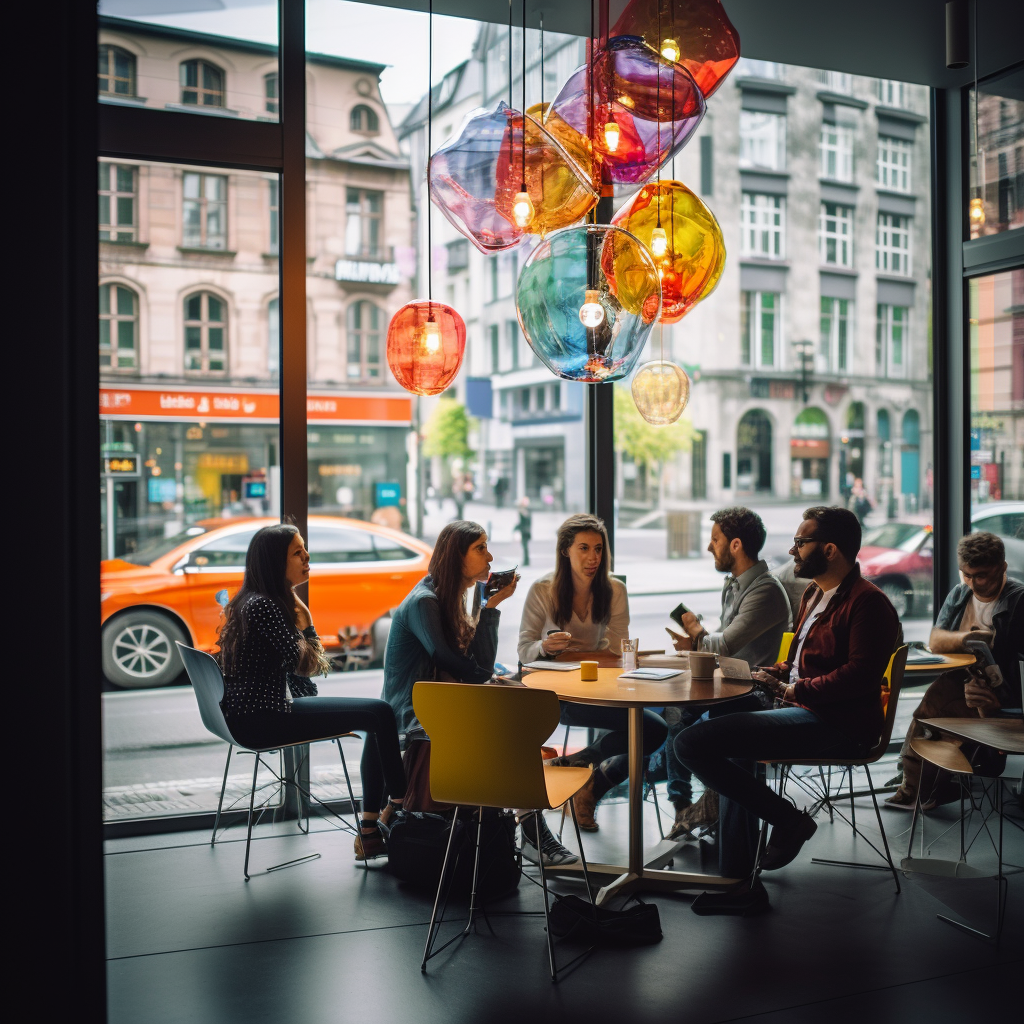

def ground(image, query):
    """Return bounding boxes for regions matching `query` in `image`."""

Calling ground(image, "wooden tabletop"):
[905,653,975,673]
[921,717,1024,754]
[521,665,752,709]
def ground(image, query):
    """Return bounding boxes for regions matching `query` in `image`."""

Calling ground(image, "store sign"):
[334,259,401,285]
[376,482,401,507]
[102,454,140,475]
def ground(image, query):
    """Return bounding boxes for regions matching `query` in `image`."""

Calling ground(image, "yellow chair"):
[413,681,597,981]
[777,631,795,663]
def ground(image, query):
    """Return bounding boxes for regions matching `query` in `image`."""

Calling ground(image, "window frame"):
[819,296,851,372]
[740,290,782,369]
[98,44,136,97]
[876,212,913,275]
[876,135,912,192]
[99,282,139,371]
[345,299,383,382]
[876,303,909,378]
[819,201,855,267]
[349,104,380,133]
[264,72,278,115]
[819,122,855,182]
[344,187,384,260]
[740,193,785,260]
[182,170,228,250]
[183,290,228,375]
[99,162,136,242]
[739,111,787,171]
[180,58,226,108]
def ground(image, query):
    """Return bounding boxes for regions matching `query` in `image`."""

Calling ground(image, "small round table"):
[522,663,752,905]
[903,652,976,685]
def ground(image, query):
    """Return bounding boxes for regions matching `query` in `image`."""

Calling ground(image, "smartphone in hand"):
[669,603,692,629]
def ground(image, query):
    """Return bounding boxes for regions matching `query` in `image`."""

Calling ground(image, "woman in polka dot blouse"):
[218,523,406,860]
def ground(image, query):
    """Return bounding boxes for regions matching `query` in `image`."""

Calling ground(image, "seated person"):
[218,524,408,863]
[381,521,580,866]
[674,507,900,913]
[887,531,1024,810]
[518,513,667,833]
[663,507,792,839]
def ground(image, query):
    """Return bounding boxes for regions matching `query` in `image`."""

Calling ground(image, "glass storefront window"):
[969,66,1024,238]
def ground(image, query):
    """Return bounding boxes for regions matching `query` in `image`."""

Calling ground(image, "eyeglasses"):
[791,536,820,549]
[960,566,1000,582]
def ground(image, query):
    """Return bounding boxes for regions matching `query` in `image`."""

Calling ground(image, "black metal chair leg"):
[422,807,462,971]
[243,754,261,882]
[535,811,559,983]
[212,744,233,845]
[336,739,366,870]
[463,808,485,936]
[865,764,900,894]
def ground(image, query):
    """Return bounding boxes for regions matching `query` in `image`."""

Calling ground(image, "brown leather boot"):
[666,801,694,841]
[571,774,600,832]
[354,824,387,860]
[680,788,719,832]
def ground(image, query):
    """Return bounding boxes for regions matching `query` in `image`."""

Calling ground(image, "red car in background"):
[858,523,934,617]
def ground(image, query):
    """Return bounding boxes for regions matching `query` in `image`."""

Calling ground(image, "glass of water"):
[620,638,638,673]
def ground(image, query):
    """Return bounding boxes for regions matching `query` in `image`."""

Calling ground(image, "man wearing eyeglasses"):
[674,506,901,914]
[886,531,1023,811]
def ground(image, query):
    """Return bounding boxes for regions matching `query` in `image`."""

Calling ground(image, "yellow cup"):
[580,661,599,681]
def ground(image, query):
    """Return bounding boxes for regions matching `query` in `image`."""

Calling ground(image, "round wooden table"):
[903,652,975,685]
[522,664,752,905]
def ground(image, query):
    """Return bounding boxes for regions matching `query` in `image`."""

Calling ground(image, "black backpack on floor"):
[385,808,521,901]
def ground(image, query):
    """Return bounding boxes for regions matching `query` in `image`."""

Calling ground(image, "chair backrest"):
[777,631,795,663]
[866,645,909,760]
[175,641,236,746]
[413,681,561,810]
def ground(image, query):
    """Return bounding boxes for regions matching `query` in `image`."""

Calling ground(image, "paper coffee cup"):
[688,651,717,679]
[580,661,599,681]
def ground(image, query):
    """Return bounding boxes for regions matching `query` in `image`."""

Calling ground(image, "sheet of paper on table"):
[618,667,685,680]
[718,657,752,679]
[639,653,689,668]
[906,648,946,665]
[521,661,582,671]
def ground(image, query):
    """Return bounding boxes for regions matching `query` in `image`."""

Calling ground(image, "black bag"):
[385,808,521,901]
[548,894,663,947]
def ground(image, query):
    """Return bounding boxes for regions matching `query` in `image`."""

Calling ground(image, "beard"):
[714,549,735,573]
[794,545,829,579]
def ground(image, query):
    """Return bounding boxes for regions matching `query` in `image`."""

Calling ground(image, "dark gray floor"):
[106,783,1024,1024]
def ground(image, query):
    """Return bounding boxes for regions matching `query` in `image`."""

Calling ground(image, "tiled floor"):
[106,777,1023,1024]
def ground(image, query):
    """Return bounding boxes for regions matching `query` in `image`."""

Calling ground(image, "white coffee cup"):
[688,651,717,680]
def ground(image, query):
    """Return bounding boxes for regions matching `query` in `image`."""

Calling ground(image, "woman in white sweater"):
[517,514,667,831]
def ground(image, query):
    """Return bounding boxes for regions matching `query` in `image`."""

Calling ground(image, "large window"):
[970,69,1024,237]
[180,59,225,107]
[741,193,785,259]
[99,283,138,370]
[739,111,786,171]
[819,202,854,266]
[98,45,135,97]
[741,291,781,368]
[820,297,851,372]
[876,213,912,275]
[820,123,854,181]
[184,292,228,374]
[346,300,383,381]
[345,188,383,259]
[99,163,135,242]
[877,136,912,193]
[183,172,227,250]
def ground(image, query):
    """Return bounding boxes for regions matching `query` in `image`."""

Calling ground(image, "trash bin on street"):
[667,511,702,559]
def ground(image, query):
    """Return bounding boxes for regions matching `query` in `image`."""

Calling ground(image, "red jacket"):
[774,565,900,747]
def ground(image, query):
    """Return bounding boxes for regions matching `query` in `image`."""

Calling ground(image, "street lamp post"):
[792,339,814,404]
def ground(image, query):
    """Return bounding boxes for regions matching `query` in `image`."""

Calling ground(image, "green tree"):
[613,385,694,502]
[422,397,471,460]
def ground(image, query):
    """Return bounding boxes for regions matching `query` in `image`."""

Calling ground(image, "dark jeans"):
[674,703,864,878]
[664,710,698,806]
[560,703,668,787]
[226,696,407,812]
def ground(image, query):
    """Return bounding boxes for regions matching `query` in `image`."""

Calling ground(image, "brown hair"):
[957,531,1005,568]
[551,514,612,628]
[428,520,486,651]
[802,505,862,562]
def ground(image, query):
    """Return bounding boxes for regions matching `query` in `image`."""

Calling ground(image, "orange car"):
[101,515,432,688]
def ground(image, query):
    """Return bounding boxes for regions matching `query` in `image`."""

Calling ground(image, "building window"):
[550,383,561,409]
[267,298,279,378]
[819,202,855,267]
[180,59,225,107]
[350,104,380,133]
[99,283,138,370]
[735,58,784,80]
[876,136,912,192]
[876,79,907,107]
[816,70,852,94]
[739,112,786,171]
[99,164,136,242]
[876,304,908,377]
[184,292,227,374]
[819,297,851,372]
[490,324,500,373]
[508,320,520,370]
[98,45,136,97]
[268,178,279,254]
[876,213,912,275]
[345,188,383,259]
[183,172,227,249]
[346,301,382,381]
[700,135,714,195]
[489,257,499,301]
[740,193,785,259]
[819,123,854,182]
[740,291,781,368]
[264,72,278,115]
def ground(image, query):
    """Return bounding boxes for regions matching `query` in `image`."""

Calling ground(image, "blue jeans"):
[674,705,865,878]
[559,703,667,786]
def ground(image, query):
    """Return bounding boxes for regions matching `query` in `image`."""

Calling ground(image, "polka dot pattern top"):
[221,594,320,717]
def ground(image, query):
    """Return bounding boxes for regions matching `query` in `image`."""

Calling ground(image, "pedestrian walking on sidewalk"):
[514,496,532,566]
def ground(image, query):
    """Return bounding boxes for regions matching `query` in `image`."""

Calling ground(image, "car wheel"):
[103,610,189,689]
[879,580,911,618]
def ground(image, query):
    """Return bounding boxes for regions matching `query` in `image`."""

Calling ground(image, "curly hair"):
[710,506,766,560]
[802,505,862,562]
[957,531,1005,568]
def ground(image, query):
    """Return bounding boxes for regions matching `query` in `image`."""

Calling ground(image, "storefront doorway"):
[736,410,773,495]
[790,407,831,498]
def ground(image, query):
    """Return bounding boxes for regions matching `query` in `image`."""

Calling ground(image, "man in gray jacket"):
[665,507,792,838]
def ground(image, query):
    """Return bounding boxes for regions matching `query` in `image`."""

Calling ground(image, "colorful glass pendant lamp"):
[631,356,691,425]
[386,0,465,396]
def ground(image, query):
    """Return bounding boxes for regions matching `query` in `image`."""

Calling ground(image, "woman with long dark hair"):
[217,523,406,861]
[517,514,667,832]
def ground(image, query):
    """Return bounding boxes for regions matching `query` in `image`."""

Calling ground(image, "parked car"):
[100,516,432,689]
[969,502,1024,581]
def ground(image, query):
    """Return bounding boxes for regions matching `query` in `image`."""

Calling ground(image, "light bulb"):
[969,197,986,226]
[650,226,669,258]
[420,319,442,354]
[512,190,535,228]
[603,121,621,153]
[578,289,605,328]
[660,38,680,63]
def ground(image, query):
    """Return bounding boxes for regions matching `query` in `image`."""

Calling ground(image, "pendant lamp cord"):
[427,0,433,312]
[508,0,515,189]
[973,0,979,198]
[521,0,527,190]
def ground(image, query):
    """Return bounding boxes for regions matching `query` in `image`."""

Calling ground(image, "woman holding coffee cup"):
[517,514,667,831]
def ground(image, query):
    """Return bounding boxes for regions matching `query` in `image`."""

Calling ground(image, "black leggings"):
[227,697,407,812]
[559,703,668,786]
